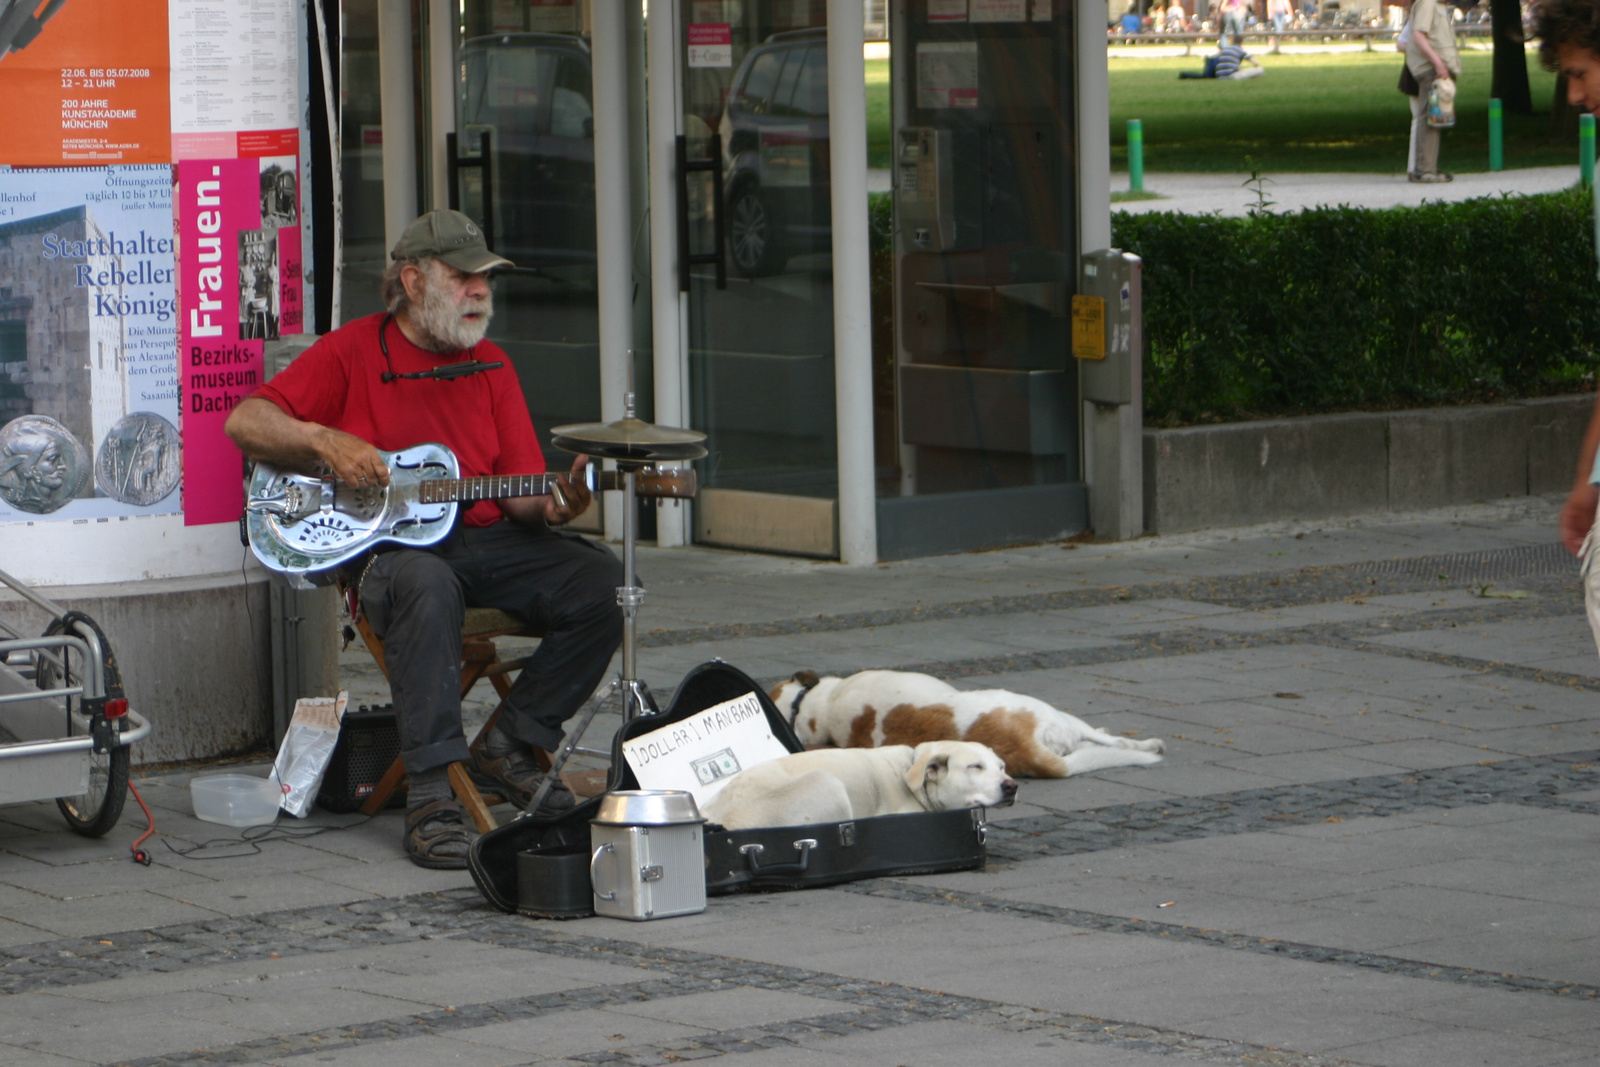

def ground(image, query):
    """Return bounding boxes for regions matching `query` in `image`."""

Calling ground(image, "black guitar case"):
[468,660,988,915]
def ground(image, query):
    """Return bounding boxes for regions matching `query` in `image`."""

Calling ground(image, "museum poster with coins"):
[0,0,307,525]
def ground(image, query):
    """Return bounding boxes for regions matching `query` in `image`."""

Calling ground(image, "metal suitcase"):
[590,822,706,920]
[468,660,987,913]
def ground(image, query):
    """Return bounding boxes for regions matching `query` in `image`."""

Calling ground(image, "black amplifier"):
[317,705,406,813]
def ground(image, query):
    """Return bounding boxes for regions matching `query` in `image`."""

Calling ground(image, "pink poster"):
[177,157,264,525]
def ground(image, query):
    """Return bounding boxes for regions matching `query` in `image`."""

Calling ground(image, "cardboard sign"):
[622,691,793,808]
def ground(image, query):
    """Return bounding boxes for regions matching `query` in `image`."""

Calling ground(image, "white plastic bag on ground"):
[273,692,348,817]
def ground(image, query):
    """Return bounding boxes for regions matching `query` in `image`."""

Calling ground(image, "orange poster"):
[0,0,171,165]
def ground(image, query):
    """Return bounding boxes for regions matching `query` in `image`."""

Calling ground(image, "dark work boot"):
[469,725,577,817]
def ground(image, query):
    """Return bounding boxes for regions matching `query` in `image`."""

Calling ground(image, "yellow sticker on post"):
[1072,294,1106,360]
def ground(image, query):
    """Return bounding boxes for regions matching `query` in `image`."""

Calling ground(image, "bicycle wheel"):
[41,613,130,838]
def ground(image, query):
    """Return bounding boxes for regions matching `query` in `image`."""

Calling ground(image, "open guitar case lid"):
[468,660,988,914]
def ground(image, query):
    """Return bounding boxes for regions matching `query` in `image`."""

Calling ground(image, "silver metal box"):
[589,822,707,921]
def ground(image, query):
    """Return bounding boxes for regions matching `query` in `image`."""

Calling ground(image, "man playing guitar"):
[225,210,622,869]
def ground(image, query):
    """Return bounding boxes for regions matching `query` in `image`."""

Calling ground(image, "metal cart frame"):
[0,565,149,836]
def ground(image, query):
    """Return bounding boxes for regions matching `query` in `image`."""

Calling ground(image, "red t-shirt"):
[252,312,546,526]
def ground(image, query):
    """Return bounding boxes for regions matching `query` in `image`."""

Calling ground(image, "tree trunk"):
[1489,0,1533,114]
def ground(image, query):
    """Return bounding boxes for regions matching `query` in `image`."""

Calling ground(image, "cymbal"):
[550,417,708,462]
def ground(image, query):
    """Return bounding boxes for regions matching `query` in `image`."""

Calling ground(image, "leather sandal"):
[469,731,577,817]
[403,798,475,869]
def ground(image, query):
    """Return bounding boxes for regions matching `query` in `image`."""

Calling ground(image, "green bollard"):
[1593,168,1600,281]
[1582,113,1596,188]
[1128,119,1144,193]
[1488,98,1503,172]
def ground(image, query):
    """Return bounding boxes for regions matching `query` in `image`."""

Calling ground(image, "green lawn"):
[865,50,1571,174]
[867,58,891,169]
[1109,51,1569,173]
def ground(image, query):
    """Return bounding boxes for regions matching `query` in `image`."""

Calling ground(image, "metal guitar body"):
[245,443,458,575]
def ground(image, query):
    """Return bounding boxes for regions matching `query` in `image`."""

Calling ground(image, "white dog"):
[700,740,1017,831]
[771,669,1165,779]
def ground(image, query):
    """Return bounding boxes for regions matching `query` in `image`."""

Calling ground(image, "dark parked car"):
[457,33,596,271]
[718,29,832,276]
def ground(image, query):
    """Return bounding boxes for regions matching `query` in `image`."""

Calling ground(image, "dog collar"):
[787,682,815,730]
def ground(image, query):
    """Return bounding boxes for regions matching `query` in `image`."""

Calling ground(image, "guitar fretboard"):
[418,474,558,504]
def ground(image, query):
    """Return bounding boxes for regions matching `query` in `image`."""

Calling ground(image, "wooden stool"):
[352,605,546,832]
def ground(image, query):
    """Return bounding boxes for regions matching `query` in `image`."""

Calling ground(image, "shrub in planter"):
[1113,187,1600,426]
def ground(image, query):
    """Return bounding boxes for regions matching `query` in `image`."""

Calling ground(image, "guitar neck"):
[420,472,556,504]
[416,471,635,504]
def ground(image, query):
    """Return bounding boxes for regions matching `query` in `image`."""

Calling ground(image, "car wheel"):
[727,185,786,277]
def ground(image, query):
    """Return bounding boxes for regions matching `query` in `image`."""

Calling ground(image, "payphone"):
[896,127,957,252]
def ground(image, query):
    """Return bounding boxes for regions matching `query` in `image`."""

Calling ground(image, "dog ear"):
[906,746,951,792]
[793,669,820,688]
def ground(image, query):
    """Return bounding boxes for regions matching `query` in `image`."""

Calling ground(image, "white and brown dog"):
[700,740,1017,831]
[772,669,1165,778]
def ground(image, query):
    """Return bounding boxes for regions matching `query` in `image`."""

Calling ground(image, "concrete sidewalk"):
[3,494,1598,1067]
[1113,164,1582,216]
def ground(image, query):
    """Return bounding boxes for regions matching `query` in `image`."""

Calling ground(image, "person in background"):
[1268,0,1293,50]
[1180,33,1264,77]
[1219,0,1248,40]
[1405,0,1461,182]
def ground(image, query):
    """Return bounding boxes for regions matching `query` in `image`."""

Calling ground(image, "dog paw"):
[1145,738,1167,753]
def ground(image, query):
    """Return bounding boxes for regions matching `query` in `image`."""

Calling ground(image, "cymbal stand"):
[524,391,659,817]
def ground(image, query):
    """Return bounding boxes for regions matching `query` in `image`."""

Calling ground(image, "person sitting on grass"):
[1179,34,1265,78]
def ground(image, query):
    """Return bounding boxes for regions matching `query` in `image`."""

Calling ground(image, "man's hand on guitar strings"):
[316,427,392,489]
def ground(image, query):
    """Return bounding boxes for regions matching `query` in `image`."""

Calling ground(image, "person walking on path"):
[1268,0,1292,51]
[1541,0,1600,557]
[1405,0,1461,182]
[1219,0,1247,41]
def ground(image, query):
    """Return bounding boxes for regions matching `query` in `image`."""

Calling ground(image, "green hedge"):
[1112,188,1600,426]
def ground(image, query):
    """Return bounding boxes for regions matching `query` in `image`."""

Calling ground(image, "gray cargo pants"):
[358,521,625,775]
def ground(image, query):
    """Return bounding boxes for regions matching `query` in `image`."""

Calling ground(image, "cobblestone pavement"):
[1,495,1596,1067]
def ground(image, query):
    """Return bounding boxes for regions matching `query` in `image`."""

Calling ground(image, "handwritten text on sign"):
[622,691,792,807]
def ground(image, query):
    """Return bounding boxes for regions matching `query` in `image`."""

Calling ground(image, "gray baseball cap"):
[390,210,515,274]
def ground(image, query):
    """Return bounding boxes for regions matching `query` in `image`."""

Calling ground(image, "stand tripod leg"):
[524,678,619,816]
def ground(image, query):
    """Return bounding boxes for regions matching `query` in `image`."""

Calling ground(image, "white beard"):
[408,270,493,353]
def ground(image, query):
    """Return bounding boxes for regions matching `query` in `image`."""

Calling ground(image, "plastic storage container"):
[191,774,282,827]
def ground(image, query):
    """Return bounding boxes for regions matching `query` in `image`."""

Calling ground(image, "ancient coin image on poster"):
[96,412,181,506]
[0,415,90,514]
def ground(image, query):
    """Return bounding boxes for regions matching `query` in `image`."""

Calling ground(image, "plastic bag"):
[1584,517,1600,660]
[272,692,348,817]
[1426,77,1456,128]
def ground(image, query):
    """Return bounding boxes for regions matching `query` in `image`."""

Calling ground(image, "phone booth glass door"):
[681,0,841,550]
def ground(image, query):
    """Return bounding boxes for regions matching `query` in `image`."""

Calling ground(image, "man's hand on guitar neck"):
[502,455,593,529]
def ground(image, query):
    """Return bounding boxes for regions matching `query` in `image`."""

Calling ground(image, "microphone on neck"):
[381,359,504,383]
[378,313,503,383]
